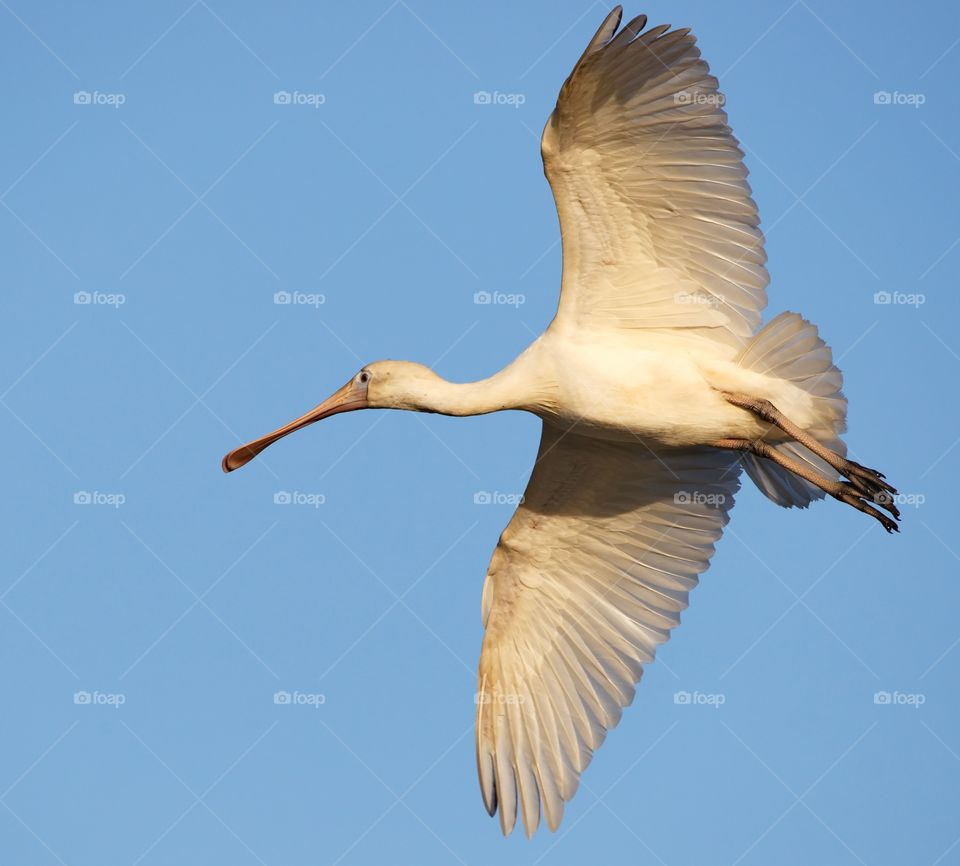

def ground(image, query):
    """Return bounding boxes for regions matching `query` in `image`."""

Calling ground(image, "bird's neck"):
[418,372,525,417]
[416,352,551,417]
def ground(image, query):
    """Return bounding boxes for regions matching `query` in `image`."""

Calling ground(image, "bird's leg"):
[713,437,900,533]
[720,392,898,505]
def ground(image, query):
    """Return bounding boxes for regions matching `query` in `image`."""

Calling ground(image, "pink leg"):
[714,437,899,533]
[720,392,897,502]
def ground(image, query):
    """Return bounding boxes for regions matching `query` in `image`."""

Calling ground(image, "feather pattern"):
[542,9,768,350]
[737,312,847,506]
[475,425,740,835]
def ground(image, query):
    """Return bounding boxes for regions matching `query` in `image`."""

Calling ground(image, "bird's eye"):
[358,371,370,385]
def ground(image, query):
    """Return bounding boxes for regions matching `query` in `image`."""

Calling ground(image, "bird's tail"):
[736,312,848,508]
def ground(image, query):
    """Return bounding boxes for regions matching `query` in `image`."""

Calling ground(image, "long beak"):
[222,379,367,473]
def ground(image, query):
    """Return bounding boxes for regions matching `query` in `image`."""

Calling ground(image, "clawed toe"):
[872,490,901,520]
[843,460,896,492]
[715,394,900,534]
[838,461,900,522]
[836,488,901,533]
[840,482,901,521]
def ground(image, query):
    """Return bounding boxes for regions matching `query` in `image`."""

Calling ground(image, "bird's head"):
[221,360,442,472]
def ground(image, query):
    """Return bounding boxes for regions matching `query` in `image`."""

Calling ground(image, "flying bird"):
[223,7,898,837]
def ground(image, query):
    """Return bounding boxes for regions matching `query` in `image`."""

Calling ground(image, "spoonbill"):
[223,7,898,837]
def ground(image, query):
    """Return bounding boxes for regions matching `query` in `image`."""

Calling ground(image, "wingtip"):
[611,6,624,32]
[598,5,623,41]
[480,774,498,817]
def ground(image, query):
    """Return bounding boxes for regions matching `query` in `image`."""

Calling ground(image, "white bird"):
[223,7,898,837]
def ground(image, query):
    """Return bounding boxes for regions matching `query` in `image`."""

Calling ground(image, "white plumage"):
[223,6,899,838]
[542,10,767,349]
[475,432,740,835]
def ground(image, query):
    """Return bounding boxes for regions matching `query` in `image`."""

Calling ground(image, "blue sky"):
[2,1,958,863]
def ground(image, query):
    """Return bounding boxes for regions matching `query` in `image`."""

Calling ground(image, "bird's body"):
[505,332,825,445]
[223,6,898,838]
[401,332,824,447]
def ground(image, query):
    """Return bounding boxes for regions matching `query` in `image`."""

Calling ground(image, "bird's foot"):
[834,482,900,533]
[837,460,900,523]
[719,392,901,533]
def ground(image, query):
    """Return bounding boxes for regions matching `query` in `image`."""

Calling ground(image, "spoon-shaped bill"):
[221,379,367,472]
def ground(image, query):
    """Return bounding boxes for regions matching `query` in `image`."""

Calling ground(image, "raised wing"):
[542,7,768,350]
[475,424,741,835]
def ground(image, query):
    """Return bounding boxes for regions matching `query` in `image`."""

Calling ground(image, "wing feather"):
[475,424,741,836]
[542,10,768,349]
